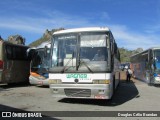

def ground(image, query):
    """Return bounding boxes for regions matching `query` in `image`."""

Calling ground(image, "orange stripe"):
[30,72,41,77]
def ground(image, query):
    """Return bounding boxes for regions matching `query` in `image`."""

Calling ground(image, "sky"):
[0,0,160,50]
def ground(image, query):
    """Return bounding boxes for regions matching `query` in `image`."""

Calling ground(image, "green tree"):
[119,47,143,63]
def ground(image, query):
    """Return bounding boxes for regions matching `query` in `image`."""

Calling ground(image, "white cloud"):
[101,12,110,20]
[0,12,93,34]
[0,21,43,33]
[0,10,160,50]
[0,17,45,33]
[145,24,160,34]
[110,25,160,50]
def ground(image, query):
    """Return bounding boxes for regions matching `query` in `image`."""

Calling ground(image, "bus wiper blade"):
[79,59,94,73]
[61,57,73,73]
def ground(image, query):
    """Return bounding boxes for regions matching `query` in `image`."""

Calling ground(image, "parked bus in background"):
[119,63,130,71]
[130,47,160,85]
[49,27,121,99]
[29,41,51,86]
[0,39,30,84]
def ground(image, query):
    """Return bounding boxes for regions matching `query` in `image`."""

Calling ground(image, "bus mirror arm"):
[44,46,48,57]
[106,35,108,44]
[111,42,114,55]
[152,60,156,70]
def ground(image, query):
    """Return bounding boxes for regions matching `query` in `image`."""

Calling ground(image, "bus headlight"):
[93,80,110,84]
[49,79,62,84]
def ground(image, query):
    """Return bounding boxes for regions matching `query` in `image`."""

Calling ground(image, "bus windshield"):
[51,32,110,73]
[154,50,160,70]
[32,48,50,69]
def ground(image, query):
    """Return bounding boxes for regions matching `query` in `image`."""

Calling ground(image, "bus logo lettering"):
[66,74,87,79]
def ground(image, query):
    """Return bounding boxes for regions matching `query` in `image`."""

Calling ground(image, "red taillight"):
[0,60,4,69]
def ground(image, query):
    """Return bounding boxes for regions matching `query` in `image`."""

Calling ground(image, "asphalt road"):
[0,72,160,120]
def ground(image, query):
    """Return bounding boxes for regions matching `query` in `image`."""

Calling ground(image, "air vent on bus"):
[64,88,91,97]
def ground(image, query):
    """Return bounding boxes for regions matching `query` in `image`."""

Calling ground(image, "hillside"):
[119,47,143,63]
[28,28,64,47]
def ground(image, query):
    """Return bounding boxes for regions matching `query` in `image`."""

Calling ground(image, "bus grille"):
[64,89,91,97]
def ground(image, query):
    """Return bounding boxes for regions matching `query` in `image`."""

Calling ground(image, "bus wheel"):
[148,79,154,86]
[148,82,153,86]
[118,72,120,86]
[109,76,115,101]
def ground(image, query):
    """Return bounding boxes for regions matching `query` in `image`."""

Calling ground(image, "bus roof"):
[53,27,110,35]
[0,40,28,48]
[151,47,160,50]
[36,41,51,49]
[131,46,160,58]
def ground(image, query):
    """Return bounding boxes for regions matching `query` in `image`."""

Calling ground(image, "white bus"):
[0,40,30,84]
[130,47,160,85]
[29,41,51,86]
[49,27,120,99]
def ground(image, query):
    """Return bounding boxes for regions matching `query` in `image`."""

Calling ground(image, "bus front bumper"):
[29,75,49,86]
[49,84,111,99]
[154,77,160,84]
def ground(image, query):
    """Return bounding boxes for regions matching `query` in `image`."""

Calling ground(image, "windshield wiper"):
[79,59,94,73]
[61,57,73,73]
[78,48,93,73]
